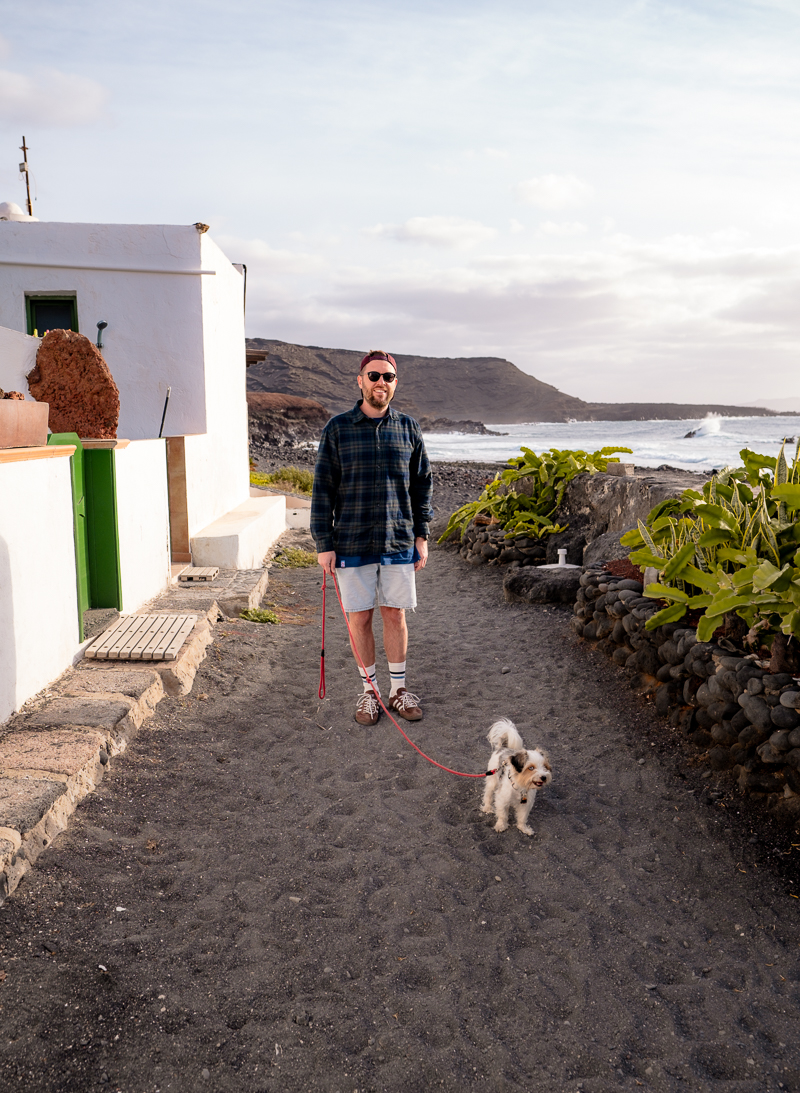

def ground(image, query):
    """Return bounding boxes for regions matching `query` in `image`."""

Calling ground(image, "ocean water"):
[422,414,800,473]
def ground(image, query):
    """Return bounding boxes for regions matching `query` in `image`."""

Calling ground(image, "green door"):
[83,449,122,611]
[47,433,90,640]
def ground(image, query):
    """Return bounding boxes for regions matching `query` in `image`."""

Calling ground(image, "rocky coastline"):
[247,395,506,473]
[416,416,505,435]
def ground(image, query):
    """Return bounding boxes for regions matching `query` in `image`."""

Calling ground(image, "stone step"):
[0,668,165,902]
[0,555,270,903]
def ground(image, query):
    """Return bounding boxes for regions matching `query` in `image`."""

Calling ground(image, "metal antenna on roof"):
[19,137,33,217]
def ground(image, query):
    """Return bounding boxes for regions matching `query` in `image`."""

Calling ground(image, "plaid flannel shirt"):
[311,401,433,556]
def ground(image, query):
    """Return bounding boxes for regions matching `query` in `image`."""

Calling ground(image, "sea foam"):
[421,415,800,472]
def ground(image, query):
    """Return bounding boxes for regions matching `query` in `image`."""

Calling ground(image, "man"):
[312,349,433,726]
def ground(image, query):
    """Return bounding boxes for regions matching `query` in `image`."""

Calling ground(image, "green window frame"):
[26,295,79,337]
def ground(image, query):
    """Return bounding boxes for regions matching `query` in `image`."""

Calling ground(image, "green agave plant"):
[620,440,800,642]
[438,446,633,544]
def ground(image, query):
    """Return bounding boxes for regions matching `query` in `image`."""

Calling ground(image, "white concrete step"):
[191,495,286,569]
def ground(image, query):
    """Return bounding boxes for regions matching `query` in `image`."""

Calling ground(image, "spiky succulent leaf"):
[776,442,789,486]
[638,520,664,559]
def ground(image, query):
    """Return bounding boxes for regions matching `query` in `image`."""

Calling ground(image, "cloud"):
[214,233,324,276]
[239,232,800,403]
[0,66,109,127]
[514,174,594,211]
[366,216,496,249]
[718,278,800,330]
[538,221,589,237]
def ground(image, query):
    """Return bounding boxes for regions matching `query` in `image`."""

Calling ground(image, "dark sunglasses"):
[365,370,397,383]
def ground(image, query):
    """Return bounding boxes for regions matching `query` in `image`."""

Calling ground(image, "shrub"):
[250,466,314,496]
[271,547,317,568]
[621,441,800,643]
[438,445,632,543]
[240,608,280,624]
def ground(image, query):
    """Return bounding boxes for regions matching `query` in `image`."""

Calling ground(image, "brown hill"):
[246,338,772,423]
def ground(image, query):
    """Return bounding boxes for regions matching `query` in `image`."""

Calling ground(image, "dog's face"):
[510,749,552,790]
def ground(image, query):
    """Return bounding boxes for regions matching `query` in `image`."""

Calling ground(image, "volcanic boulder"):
[27,329,120,439]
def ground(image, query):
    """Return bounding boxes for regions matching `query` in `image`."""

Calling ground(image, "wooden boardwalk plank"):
[87,615,139,660]
[179,567,219,582]
[95,615,142,659]
[159,616,196,661]
[86,614,198,662]
[138,616,179,661]
[112,616,159,661]
[127,616,173,661]
[146,617,182,661]
[108,617,151,660]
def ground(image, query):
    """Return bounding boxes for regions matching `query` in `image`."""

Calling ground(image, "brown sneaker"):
[389,688,422,721]
[355,691,381,725]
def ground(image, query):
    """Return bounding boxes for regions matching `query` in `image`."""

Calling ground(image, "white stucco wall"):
[0,455,79,724]
[0,325,40,398]
[114,440,171,612]
[0,222,206,438]
[181,235,249,537]
[0,221,251,548]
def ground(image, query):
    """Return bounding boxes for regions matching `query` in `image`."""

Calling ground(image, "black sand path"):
[2,536,800,1092]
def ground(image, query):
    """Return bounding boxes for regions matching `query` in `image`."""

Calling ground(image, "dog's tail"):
[487,717,524,753]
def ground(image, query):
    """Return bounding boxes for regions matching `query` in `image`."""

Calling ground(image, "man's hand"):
[317,550,337,575]
[414,537,428,572]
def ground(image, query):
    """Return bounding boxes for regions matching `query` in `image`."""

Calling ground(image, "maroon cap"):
[359,349,396,372]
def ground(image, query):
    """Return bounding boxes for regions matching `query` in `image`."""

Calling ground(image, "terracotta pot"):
[0,400,49,448]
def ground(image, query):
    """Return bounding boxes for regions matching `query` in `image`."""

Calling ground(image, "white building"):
[0,220,284,724]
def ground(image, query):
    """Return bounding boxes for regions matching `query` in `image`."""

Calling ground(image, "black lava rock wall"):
[571,565,800,804]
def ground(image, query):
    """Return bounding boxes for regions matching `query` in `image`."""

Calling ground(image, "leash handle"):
[318,572,326,699]
[323,569,490,779]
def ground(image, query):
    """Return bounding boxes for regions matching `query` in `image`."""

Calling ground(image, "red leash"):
[318,571,492,779]
[318,573,327,698]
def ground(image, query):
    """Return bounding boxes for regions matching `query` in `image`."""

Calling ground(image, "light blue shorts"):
[337,562,417,613]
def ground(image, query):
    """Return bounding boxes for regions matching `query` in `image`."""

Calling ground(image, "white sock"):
[358,663,380,695]
[388,661,406,697]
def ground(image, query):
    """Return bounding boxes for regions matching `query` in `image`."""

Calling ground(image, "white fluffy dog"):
[481,718,552,836]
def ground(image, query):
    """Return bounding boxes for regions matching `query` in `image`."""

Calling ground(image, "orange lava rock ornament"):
[27,329,120,439]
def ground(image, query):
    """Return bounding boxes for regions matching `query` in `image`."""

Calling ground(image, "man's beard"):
[364,386,393,411]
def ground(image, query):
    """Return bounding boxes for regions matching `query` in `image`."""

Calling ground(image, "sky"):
[2,0,800,405]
